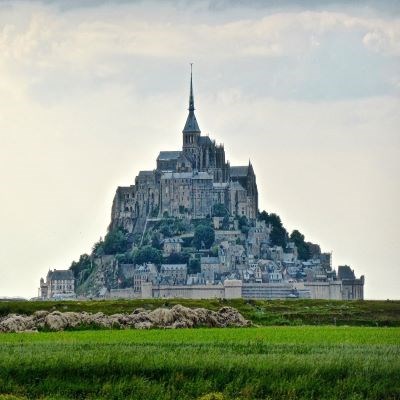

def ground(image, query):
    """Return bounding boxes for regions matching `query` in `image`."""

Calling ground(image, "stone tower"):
[182,65,201,169]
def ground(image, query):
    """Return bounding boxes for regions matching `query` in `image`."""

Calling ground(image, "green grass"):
[1,299,400,326]
[0,327,399,399]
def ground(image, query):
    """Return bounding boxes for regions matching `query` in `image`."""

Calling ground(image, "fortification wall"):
[106,288,141,299]
[304,282,343,300]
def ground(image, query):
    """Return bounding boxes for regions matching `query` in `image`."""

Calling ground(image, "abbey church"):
[111,70,258,233]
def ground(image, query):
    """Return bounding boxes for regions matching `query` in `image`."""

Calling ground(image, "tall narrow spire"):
[189,63,194,112]
[183,63,201,134]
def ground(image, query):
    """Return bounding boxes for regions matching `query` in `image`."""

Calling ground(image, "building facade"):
[39,269,75,299]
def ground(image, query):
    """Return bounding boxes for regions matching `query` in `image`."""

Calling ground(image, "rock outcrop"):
[0,305,250,333]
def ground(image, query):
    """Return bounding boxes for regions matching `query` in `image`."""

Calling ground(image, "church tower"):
[182,65,201,168]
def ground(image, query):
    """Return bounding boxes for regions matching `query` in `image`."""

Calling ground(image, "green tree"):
[103,227,129,255]
[133,245,163,265]
[188,258,201,274]
[192,224,215,250]
[290,229,311,261]
[307,242,321,258]
[151,232,162,250]
[210,245,219,257]
[212,203,228,218]
[259,211,288,247]
[164,252,190,265]
[238,215,249,235]
[92,238,105,256]
[115,251,135,264]
[69,254,91,280]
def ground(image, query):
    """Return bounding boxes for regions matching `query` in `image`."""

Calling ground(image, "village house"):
[39,269,75,299]
[162,237,184,256]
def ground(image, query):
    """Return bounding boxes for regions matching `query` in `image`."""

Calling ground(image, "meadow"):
[0,326,399,400]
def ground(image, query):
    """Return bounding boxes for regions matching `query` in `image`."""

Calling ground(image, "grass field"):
[1,298,400,326]
[0,327,399,400]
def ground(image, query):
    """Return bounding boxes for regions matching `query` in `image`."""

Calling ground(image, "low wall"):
[242,283,294,299]
[144,280,243,299]
[106,288,141,299]
[152,284,225,299]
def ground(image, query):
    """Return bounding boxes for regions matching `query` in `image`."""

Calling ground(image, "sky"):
[0,0,399,299]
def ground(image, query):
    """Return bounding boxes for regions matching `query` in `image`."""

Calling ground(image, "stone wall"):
[241,283,295,299]
[152,284,225,299]
[304,281,343,300]
[303,280,364,300]
[106,288,140,299]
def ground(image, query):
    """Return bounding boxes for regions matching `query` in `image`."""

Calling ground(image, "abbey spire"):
[182,64,201,134]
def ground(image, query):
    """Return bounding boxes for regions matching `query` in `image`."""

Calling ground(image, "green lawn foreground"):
[0,326,399,400]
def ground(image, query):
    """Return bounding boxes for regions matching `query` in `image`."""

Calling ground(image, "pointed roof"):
[183,64,201,134]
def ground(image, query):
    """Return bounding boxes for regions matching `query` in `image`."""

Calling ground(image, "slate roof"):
[230,166,249,177]
[161,172,194,180]
[192,171,213,180]
[47,269,74,281]
[138,170,154,177]
[183,111,201,133]
[116,186,135,194]
[181,151,195,164]
[161,264,187,271]
[162,238,184,244]
[213,182,229,189]
[199,136,212,146]
[160,171,213,180]
[200,257,220,264]
[157,151,182,161]
[229,181,246,191]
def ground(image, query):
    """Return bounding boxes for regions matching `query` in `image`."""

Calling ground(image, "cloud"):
[363,26,400,55]
[1,4,399,66]
[0,3,399,106]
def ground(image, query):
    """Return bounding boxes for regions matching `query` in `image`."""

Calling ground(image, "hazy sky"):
[0,0,399,299]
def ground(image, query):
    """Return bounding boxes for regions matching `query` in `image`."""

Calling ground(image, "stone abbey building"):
[111,70,258,233]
